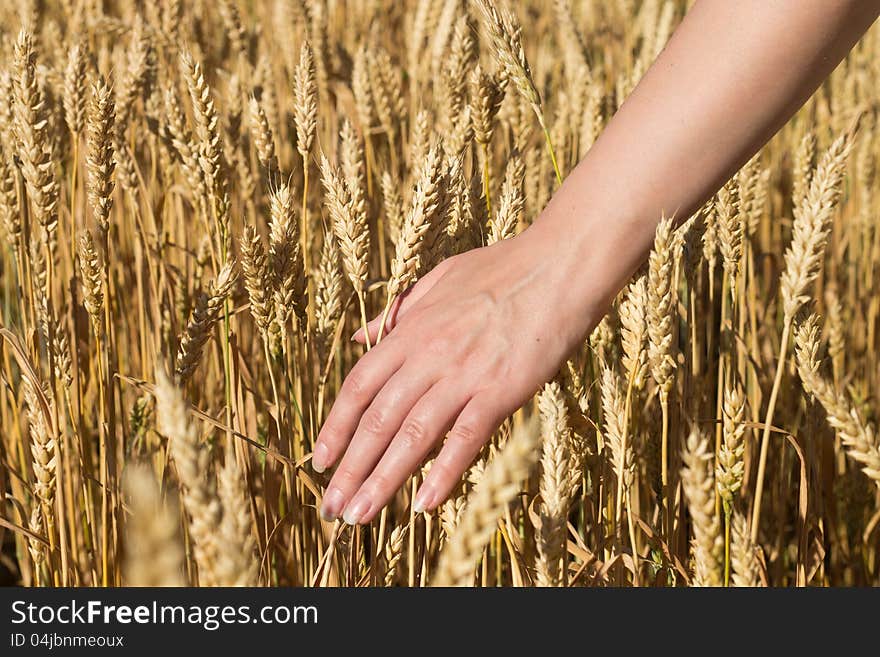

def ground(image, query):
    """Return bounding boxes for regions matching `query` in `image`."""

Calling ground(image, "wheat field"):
[0,0,878,588]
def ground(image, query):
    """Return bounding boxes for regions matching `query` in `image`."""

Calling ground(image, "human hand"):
[312,228,598,524]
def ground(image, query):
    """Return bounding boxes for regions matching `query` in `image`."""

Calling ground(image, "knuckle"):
[449,421,481,447]
[426,459,456,488]
[425,335,451,357]
[343,368,370,399]
[334,467,359,487]
[317,420,338,444]
[365,471,393,496]
[399,417,429,447]
[360,407,387,435]
[395,308,420,331]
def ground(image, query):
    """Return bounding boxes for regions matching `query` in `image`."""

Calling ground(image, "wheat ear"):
[730,510,759,587]
[752,130,854,541]
[648,215,676,539]
[85,77,115,236]
[154,367,221,586]
[239,226,273,337]
[13,31,59,241]
[434,418,541,586]
[123,465,186,586]
[795,315,880,485]
[215,449,259,586]
[473,0,561,184]
[535,381,574,587]
[681,428,722,587]
[248,96,279,181]
[174,260,237,383]
[620,275,649,391]
[717,385,746,585]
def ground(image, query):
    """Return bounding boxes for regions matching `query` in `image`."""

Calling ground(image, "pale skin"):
[313,0,880,525]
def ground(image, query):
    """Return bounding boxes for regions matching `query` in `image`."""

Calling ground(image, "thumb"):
[353,259,453,344]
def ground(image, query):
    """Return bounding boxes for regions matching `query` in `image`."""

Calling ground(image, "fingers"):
[353,258,454,344]
[320,365,435,520]
[413,393,501,513]
[312,344,405,474]
[340,382,468,525]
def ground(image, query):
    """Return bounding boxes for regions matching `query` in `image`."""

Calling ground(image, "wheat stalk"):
[473,0,561,184]
[753,130,854,541]
[434,418,541,586]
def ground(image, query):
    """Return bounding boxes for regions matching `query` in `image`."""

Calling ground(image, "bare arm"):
[532,0,880,311]
[313,0,880,525]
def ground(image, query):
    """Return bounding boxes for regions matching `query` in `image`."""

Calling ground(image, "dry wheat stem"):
[0,0,877,591]
[752,131,853,543]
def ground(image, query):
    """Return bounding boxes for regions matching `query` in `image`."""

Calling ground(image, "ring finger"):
[320,365,435,520]
[341,381,469,524]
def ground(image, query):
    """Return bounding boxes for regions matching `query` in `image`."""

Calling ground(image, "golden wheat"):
[0,1,878,590]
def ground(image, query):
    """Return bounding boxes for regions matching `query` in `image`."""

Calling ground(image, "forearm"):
[531,0,879,324]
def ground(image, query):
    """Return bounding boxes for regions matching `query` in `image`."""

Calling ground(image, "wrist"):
[525,179,656,338]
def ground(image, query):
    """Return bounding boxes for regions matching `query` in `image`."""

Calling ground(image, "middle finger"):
[341,380,469,525]
[320,364,435,519]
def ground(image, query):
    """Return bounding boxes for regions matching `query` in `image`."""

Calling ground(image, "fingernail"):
[342,495,372,525]
[320,487,345,521]
[312,443,330,473]
[413,484,435,514]
[351,328,363,342]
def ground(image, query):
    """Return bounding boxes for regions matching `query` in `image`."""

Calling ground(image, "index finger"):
[312,341,405,473]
